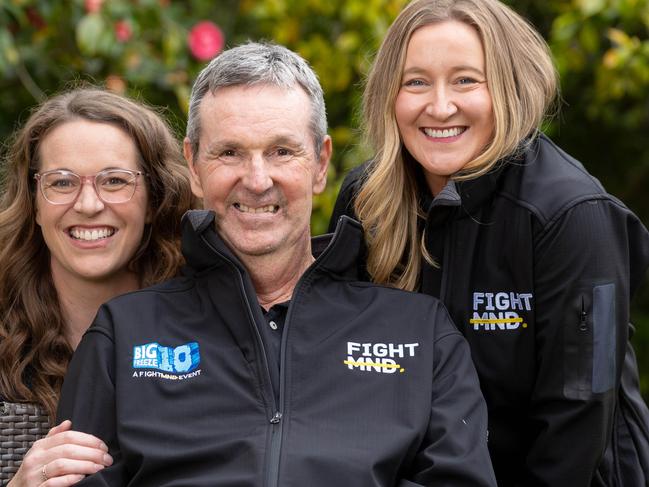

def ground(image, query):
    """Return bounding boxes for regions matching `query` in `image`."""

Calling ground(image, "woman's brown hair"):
[0,87,193,419]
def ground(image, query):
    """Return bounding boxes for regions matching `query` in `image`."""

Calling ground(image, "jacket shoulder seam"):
[498,190,615,227]
[113,279,196,299]
[85,326,114,343]
[434,329,464,344]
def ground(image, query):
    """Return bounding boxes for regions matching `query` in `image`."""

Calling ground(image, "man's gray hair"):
[186,41,328,158]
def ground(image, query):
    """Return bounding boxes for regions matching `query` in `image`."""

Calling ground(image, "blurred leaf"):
[608,27,632,48]
[577,0,606,16]
[76,13,106,55]
[0,28,18,72]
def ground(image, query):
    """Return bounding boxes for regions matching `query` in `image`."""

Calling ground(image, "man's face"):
[185,84,331,261]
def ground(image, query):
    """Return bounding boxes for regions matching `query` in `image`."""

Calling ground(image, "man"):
[58,42,496,486]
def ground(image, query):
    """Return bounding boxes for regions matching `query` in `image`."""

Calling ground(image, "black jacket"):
[57,211,496,487]
[329,134,649,487]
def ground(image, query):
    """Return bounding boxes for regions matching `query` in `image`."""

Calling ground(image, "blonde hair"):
[356,0,558,290]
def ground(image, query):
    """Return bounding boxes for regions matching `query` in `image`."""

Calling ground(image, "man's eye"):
[268,147,294,160]
[221,149,237,157]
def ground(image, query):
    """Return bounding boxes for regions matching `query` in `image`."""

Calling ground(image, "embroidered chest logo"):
[132,341,201,380]
[344,341,419,374]
[470,292,533,331]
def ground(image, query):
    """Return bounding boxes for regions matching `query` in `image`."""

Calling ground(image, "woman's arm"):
[522,198,649,485]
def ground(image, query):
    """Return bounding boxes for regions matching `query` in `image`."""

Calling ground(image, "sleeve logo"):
[133,342,200,374]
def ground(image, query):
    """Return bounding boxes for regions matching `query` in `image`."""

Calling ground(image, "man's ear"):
[312,135,332,195]
[184,137,204,199]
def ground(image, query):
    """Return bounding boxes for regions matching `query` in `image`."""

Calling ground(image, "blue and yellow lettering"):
[381,358,398,374]
[346,356,357,370]
[505,312,520,329]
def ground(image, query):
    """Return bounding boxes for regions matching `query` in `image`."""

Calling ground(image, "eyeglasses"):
[34,169,147,205]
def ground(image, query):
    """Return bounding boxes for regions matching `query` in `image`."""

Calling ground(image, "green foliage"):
[1,0,648,389]
[547,0,649,219]
[0,0,405,234]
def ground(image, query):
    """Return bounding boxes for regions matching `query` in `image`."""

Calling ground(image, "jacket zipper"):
[579,297,588,331]
[198,236,283,485]
[234,270,285,487]
[578,296,590,392]
[265,263,320,487]
[200,231,336,487]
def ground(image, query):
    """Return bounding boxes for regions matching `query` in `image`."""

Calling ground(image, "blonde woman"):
[329,0,649,485]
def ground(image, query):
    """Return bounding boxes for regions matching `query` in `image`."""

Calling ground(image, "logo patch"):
[470,291,533,331]
[132,341,200,376]
[344,341,419,374]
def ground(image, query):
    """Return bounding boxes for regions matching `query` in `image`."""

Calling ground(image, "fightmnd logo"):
[344,341,419,374]
[133,342,200,374]
[470,291,533,331]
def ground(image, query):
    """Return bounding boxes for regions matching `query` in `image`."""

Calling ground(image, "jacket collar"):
[417,152,522,219]
[181,210,365,281]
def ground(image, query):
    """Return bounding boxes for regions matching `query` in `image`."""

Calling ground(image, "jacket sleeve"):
[57,306,128,486]
[406,310,497,487]
[522,198,649,486]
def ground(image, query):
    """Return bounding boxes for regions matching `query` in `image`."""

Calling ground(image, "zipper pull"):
[270,411,282,424]
[579,297,588,332]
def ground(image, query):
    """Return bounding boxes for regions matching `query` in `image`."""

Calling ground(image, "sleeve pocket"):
[563,282,616,399]
[592,283,616,394]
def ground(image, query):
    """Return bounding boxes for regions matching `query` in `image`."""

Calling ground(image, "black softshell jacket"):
[329,134,649,487]
[58,211,496,487]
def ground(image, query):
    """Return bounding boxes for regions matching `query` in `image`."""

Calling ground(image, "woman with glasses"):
[0,87,193,486]
[329,0,649,485]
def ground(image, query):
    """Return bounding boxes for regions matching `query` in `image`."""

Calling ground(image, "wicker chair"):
[0,402,50,485]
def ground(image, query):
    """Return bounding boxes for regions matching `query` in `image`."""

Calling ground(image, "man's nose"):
[242,154,273,193]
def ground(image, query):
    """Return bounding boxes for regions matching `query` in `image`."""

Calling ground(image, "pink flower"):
[188,21,224,61]
[84,0,103,14]
[114,20,132,42]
